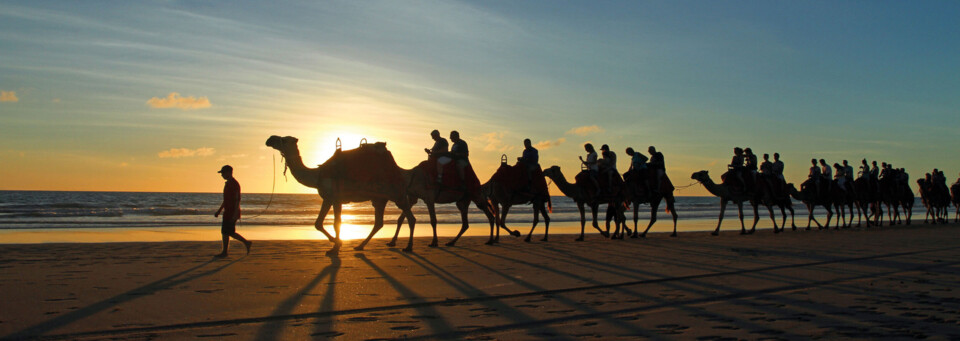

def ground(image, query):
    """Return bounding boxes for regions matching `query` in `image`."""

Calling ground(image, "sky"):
[1,1,959,196]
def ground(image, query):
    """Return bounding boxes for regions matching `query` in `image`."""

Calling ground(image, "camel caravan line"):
[265,135,960,254]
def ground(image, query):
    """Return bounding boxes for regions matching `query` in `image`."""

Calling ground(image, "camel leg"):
[824,206,833,230]
[591,203,607,237]
[642,201,659,238]
[576,202,586,241]
[495,205,512,244]
[788,205,797,230]
[632,202,641,238]
[427,202,439,247]
[540,203,551,242]
[669,198,679,237]
[713,200,727,236]
[314,201,336,242]
[765,204,778,234]
[749,203,762,234]
[355,200,389,251]
[737,202,747,235]
[388,214,403,247]
[525,205,540,243]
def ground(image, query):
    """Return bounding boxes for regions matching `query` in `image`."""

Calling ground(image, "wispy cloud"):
[0,90,18,102]
[566,125,603,136]
[146,93,211,110]
[480,132,515,153]
[534,138,566,150]
[158,147,215,158]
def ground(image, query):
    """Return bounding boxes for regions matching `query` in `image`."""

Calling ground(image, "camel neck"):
[547,171,580,199]
[282,147,320,189]
[699,176,728,198]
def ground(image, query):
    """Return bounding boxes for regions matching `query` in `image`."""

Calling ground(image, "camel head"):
[691,170,709,182]
[542,165,563,179]
[265,135,299,157]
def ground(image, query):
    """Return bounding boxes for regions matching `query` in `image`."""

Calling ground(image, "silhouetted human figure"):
[842,160,855,195]
[599,144,618,191]
[759,153,775,194]
[808,158,822,195]
[728,147,745,191]
[518,138,540,188]
[579,143,601,194]
[425,130,450,183]
[449,130,468,182]
[833,163,847,192]
[648,146,665,194]
[744,148,758,192]
[820,159,832,193]
[772,153,785,183]
[215,165,251,257]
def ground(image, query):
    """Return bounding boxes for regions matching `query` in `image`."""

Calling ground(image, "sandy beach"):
[2,222,960,340]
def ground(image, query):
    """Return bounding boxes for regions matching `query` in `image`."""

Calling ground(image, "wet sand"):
[2,222,960,340]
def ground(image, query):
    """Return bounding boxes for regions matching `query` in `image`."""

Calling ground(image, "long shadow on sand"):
[253,256,341,341]
[5,257,242,339]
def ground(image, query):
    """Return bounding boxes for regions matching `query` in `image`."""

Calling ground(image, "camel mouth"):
[265,135,282,149]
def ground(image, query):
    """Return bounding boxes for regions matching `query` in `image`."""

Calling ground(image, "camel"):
[952,182,960,223]
[918,179,948,224]
[852,177,880,227]
[542,166,612,241]
[691,170,776,235]
[786,182,835,230]
[483,160,551,243]
[878,176,912,226]
[265,136,416,253]
[387,160,511,247]
[620,169,679,237]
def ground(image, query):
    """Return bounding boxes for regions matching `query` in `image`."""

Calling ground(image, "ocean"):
[0,191,922,243]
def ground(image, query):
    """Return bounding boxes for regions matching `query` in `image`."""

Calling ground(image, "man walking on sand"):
[215,165,251,257]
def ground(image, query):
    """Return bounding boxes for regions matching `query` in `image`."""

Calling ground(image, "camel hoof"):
[601,232,610,238]
[523,237,532,243]
[402,246,413,253]
[428,243,439,248]
[327,249,341,255]
[711,231,719,236]
[631,234,639,239]
[385,241,397,247]
[575,237,584,242]
[774,229,781,234]
[540,237,548,242]
[484,240,495,245]
[445,241,456,247]
[351,246,363,252]
[510,231,522,237]
[670,233,677,237]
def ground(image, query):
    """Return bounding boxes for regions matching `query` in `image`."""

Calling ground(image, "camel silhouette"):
[482,160,550,243]
[265,136,416,253]
[542,166,612,240]
[691,170,776,235]
[620,169,679,238]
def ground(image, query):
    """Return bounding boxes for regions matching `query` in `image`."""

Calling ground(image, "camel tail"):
[547,195,553,214]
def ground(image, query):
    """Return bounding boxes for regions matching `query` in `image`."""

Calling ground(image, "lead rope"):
[242,153,280,220]
[675,181,701,191]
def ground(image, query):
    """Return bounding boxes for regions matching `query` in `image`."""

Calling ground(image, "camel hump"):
[324,143,405,198]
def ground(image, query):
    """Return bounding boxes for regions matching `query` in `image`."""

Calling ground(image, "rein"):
[674,181,701,191]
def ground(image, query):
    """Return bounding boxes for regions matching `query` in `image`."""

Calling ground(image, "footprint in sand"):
[390,326,420,331]
[310,331,344,337]
[346,316,379,322]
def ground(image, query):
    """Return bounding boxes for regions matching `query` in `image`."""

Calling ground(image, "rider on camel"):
[518,138,540,187]
[729,147,745,191]
[424,129,450,184]
[579,143,601,195]
[820,159,832,194]
[599,144,618,192]
[808,158,822,195]
[759,153,776,194]
[449,130,469,182]
[744,148,758,192]
[772,153,785,186]
[625,147,648,176]
[648,146,665,194]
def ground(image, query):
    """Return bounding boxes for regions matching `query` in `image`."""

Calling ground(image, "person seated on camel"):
[579,143,601,196]
[599,144,618,192]
[773,153,786,192]
[744,148,758,192]
[820,159,832,194]
[842,160,856,196]
[859,159,872,192]
[625,147,648,182]
[517,138,539,190]
[728,147,745,192]
[648,146,665,194]
[424,129,450,184]
[870,160,881,190]
[759,153,776,195]
[449,130,469,183]
[834,163,848,193]
[807,158,822,195]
